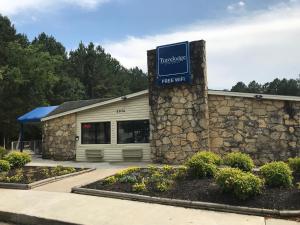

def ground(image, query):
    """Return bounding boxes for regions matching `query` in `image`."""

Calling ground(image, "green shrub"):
[8,169,24,183]
[118,175,138,184]
[260,161,293,187]
[288,157,300,174]
[215,168,263,200]
[156,179,174,192]
[51,165,76,176]
[132,179,147,192]
[40,168,50,178]
[104,176,117,185]
[162,165,174,173]
[0,147,7,159]
[223,152,254,172]
[4,151,31,168]
[193,151,221,165]
[0,160,10,172]
[185,155,218,178]
[115,167,140,178]
[172,166,188,179]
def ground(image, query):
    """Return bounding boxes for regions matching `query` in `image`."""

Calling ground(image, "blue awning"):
[17,106,58,123]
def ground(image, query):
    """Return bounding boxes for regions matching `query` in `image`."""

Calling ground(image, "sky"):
[0,0,300,89]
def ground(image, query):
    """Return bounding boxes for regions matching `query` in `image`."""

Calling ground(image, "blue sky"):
[1,0,300,89]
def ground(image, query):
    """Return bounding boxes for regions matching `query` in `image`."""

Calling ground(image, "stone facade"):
[42,114,76,160]
[148,40,210,164]
[208,95,300,164]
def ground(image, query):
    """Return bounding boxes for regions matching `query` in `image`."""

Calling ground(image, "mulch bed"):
[0,166,84,184]
[84,171,300,210]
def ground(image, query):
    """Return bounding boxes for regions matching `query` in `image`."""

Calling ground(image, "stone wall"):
[208,94,300,164]
[42,114,76,161]
[148,40,210,164]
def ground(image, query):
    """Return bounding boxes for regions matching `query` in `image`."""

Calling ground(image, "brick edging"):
[0,168,95,190]
[71,187,300,217]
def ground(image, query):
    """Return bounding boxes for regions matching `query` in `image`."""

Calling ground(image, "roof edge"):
[41,90,149,121]
[42,89,300,121]
[208,90,300,101]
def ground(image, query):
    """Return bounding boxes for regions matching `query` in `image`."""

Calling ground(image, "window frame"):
[116,119,150,144]
[80,121,111,145]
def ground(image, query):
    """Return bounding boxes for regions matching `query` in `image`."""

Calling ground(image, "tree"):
[247,81,262,93]
[32,32,66,57]
[0,15,148,148]
[68,42,147,99]
[231,77,300,96]
[231,82,248,92]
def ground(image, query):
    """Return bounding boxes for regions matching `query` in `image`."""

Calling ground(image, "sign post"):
[156,41,191,86]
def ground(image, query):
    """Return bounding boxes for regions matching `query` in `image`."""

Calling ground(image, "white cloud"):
[0,0,110,15]
[227,1,246,14]
[103,4,300,89]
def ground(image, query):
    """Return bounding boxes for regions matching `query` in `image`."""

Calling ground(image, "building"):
[19,40,300,164]
[40,89,300,164]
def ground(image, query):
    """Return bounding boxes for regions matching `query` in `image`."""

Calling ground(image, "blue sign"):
[156,41,191,85]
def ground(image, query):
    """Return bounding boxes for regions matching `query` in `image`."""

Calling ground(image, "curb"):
[0,210,80,225]
[71,187,300,217]
[0,168,95,190]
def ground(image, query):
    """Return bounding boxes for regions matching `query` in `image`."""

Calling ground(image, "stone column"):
[148,40,210,164]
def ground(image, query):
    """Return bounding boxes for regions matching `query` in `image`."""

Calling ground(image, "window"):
[81,122,111,144]
[117,120,149,144]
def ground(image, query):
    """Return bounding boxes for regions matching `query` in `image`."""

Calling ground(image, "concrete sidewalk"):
[32,169,120,192]
[0,189,299,225]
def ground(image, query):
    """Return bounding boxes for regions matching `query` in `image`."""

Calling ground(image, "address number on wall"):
[117,109,126,113]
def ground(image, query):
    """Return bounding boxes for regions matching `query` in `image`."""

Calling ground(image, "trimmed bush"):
[193,151,221,165]
[0,147,7,159]
[51,165,76,176]
[0,160,10,172]
[215,168,263,200]
[104,176,117,185]
[185,155,218,178]
[288,157,300,174]
[4,151,31,168]
[132,179,147,192]
[223,152,254,172]
[260,161,293,187]
[115,167,140,178]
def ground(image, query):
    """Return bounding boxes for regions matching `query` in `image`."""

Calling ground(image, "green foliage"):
[223,152,254,172]
[288,157,300,174]
[115,167,140,178]
[172,166,188,180]
[0,160,10,172]
[215,168,263,200]
[104,176,117,185]
[8,169,24,183]
[50,165,76,176]
[4,151,31,168]
[185,154,218,178]
[260,161,293,187]
[147,165,159,173]
[40,168,50,178]
[0,147,7,159]
[0,15,148,148]
[118,175,138,184]
[156,179,174,192]
[231,78,300,96]
[193,151,221,165]
[132,179,147,192]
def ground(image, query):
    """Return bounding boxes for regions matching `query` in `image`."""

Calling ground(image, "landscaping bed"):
[0,166,86,184]
[84,168,300,210]
[0,149,93,189]
[79,152,300,213]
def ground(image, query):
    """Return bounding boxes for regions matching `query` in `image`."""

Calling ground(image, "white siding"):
[76,94,151,162]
